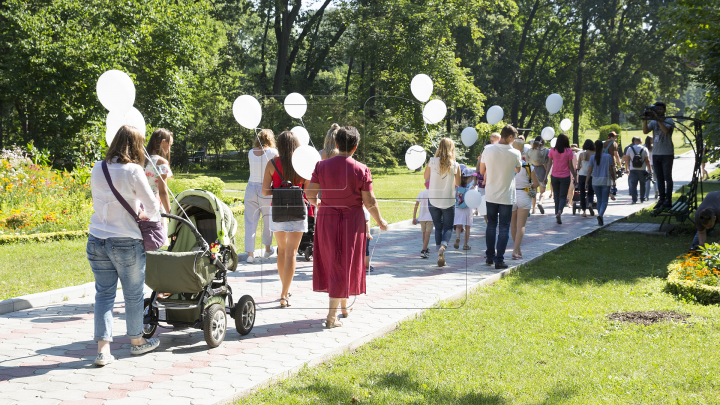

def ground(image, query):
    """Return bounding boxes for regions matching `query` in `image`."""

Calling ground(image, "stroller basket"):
[145,250,215,294]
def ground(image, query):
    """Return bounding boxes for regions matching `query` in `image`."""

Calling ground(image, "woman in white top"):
[510,139,539,260]
[576,139,596,217]
[245,129,278,263]
[87,125,161,366]
[144,129,174,229]
[423,138,461,267]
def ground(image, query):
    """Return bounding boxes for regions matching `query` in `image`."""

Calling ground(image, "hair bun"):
[331,123,340,130]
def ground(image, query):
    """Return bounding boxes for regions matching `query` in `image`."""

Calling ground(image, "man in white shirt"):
[623,137,652,204]
[480,125,523,269]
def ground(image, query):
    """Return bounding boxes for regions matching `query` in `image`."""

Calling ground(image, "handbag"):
[101,161,165,251]
[269,158,307,223]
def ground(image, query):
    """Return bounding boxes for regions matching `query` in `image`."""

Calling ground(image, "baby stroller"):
[142,190,256,348]
[298,201,314,262]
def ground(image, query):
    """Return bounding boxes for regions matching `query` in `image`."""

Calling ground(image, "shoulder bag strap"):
[101,161,141,223]
[269,157,286,184]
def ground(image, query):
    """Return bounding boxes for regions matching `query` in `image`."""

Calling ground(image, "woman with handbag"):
[306,126,388,328]
[586,139,617,226]
[262,131,310,308]
[87,125,162,366]
[510,139,539,259]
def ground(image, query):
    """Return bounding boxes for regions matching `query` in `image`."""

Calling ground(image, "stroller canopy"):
[167,189,237,246]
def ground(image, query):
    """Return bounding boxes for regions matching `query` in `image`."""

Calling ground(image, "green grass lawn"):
[621,182,720,225]
[237,231,720,405]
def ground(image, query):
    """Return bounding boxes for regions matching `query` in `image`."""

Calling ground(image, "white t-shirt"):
[416,189,432,222]
[427,157,460,209]
[625,144,649,171]
[515,164,533,189]
[481,144,522,205]
[248,147,279,184]
[363,206,370,221]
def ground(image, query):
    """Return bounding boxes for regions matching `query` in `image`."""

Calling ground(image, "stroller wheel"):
[235,295,256,336]
[304,246,312,262]
[203,303,226,348]
[142,298,158,338]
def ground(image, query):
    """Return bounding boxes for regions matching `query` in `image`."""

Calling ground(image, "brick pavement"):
[0,153,710,404]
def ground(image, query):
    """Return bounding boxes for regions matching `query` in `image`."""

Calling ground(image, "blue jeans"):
[628,170,646,203]
[428,203,455,247]
[87,235,147,341]
[594,185,611,217]
[485,202,513,264]
[551,175,571,215]
[653,155,674,201]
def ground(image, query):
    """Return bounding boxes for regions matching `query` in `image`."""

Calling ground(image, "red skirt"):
[312,206,366,298]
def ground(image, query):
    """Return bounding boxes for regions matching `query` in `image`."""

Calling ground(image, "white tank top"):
[248,148,278,184]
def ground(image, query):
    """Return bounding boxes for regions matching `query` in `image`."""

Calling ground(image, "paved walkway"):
[0,153,710,405]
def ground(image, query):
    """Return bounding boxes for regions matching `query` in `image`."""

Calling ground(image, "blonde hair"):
[512,138,525,153]
[434,138,456,175]
[322,123,339,159]
[254,129,276,149]
[489,133,501,143]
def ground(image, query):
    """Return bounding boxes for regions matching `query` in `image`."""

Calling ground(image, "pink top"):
[548,148,574,178]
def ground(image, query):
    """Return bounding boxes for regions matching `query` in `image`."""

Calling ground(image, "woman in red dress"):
[306,126,388,328]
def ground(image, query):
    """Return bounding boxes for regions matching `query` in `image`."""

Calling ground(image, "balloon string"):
[299,118,317,150]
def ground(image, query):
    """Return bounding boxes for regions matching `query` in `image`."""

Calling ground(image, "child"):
[453,167,476,250]
[476,143,489,221]
[363,206,374,272]
[412,180,433,258]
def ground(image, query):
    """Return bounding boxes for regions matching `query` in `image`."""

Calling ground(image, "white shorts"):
[513,190,532,211]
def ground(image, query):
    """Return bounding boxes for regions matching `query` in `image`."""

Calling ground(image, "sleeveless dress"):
[311,156,372,298]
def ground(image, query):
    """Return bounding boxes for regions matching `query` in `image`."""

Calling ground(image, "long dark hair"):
[554,133,570,153]
[594,140,604,165]
[276,131,301,183]
[581,139,595,161]
[147,128,173,160]
[645,135,653,153]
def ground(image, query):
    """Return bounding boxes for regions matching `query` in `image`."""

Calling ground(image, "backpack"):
[269,159,307,222]
[630,145,644,169]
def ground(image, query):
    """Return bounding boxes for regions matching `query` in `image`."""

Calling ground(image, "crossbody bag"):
[101,161,165,251]
[269,158,307,223]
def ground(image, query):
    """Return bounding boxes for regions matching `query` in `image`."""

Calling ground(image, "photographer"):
[642,101,675,208]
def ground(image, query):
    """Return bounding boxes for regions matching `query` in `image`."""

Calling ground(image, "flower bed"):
[0,146,93,234]
[666,245,720,305]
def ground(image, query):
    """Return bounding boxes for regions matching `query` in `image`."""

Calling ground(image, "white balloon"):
[550,138,557,148]
[464,188,483,209]
[422,99,447,125]
[290,126,310,145]
[411,74,433,103]
[486,105,504,125]
[105,107,146,145]
[405,145,427,171]
[560,118,572,131]
[291,145,321,180]
[233,95,262,129]
[546,93,563,114]
[541,126,555,141]
[461,127,478,147]
[284,92,307,119]
[96,70,135,114]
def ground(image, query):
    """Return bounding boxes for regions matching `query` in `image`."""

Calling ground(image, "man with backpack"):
[623,137,652,204]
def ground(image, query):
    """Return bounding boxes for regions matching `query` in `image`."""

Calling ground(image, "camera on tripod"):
[642,105,660,119]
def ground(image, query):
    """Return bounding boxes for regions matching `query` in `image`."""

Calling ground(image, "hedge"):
[665,262,720,305]
[0,230,88,245]
[167,176,225,198]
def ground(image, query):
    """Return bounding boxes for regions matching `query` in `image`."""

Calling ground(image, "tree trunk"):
[344,56,354,99]
[272,0,301,95]
[260,2,271,81]
[573,17,589,145]
[610,95,620,124]
[511,0,541,126]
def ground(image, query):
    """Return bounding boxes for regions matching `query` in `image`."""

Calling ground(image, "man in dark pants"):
[643,102,675,208]
[691,191,720,251]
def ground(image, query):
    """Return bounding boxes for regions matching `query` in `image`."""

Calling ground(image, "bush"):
[665,246,720,304]
[598,124,623,141]
[0,230,88,245]
[167,176,225,198]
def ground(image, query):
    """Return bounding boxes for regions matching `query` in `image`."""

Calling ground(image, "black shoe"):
[556,214,562,224]
[631,201,637,204]
[537,204,545,214]
[495,262,509,270]
[420,250,429,259]
[588,206,594,216]
[663,199,672,208]
[655,199,665,209]
[486,257,494,266]
[597,216,604,226]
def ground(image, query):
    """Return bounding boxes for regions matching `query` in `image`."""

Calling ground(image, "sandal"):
[339,307,354,318]
[512,254,522,260]
[454,238,460,249]
[438,246,446,267]
[280,297,290,308]
[463,245,471,250]
[325,316,343,328]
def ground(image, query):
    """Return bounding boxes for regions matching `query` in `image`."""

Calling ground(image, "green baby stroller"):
[142,189,256,348]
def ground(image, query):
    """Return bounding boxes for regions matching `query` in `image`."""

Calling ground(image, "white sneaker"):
[246,256,254,264]
[131,337,160,356]
[263,248,274,259]
[94,353,115,367]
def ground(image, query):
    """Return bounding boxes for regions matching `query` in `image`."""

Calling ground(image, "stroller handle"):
[161,213,209,251]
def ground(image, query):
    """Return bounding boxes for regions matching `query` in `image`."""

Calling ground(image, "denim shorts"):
[269,213,308,233]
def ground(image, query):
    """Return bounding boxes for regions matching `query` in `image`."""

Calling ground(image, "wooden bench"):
[650,181,697,229]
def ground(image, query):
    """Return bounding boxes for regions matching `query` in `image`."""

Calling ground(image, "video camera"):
[642,105,660,120]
